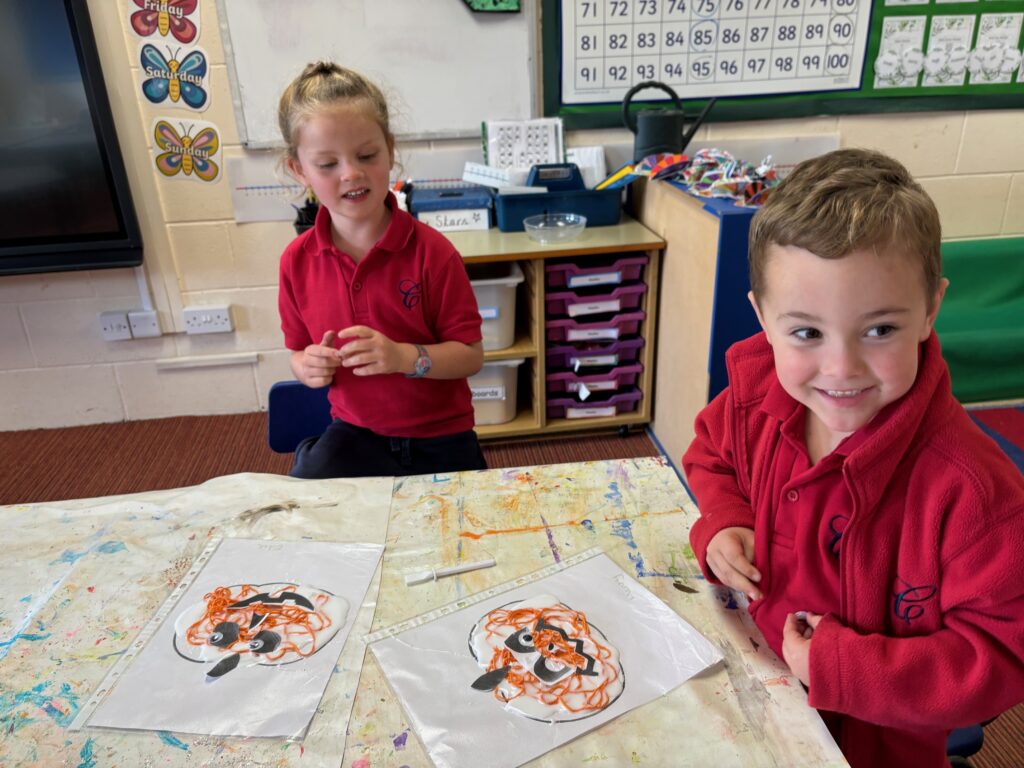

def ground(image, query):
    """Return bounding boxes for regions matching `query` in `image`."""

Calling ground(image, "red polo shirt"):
[278,196,482,438]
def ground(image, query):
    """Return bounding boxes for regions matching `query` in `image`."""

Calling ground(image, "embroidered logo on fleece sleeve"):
[893,577,937,624]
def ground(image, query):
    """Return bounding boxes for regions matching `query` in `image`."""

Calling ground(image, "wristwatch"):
[407,343,432,378]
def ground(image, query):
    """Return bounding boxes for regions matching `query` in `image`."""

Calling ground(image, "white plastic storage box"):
[469,358,524,425]
[466,262,525,351]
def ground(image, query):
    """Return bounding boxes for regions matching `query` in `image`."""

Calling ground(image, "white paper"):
[922,15,975,87]
[417,208,491,232]
[371,553,722,768]
[969,13,1024,84]
[874,16,927,88]
[485,118,564,171]
[88,538,383,738]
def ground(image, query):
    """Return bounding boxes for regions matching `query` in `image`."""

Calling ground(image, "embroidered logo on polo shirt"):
[399,279,421,310]
[892,577,936,624]
[827,514,849,556]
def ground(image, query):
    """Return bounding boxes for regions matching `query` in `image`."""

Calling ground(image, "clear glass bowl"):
[523,213,587,244]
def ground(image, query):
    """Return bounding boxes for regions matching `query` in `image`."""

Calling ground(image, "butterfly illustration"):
[141,45,207,109]
[154,121,219,181]
[131,0,198,44]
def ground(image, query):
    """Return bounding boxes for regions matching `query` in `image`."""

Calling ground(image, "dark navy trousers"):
[289,418,487,479]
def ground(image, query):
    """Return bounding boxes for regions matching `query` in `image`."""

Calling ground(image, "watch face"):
[415,350,431,376]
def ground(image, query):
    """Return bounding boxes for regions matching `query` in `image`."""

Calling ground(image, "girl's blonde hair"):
[277,61,394,160]
[748,148,942,306]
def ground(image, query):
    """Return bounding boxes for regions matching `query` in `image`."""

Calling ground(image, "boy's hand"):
[298,331,343,388]
[782,611,822,687]
[337,325,412,376]
[706,526,762,600]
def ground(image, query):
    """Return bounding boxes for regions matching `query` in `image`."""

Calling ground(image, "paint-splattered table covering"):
[355,457,849,768]
[1,460,849,767]
[0,472,392,766]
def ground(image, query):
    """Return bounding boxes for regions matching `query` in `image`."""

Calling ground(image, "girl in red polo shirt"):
[276,61,486,478]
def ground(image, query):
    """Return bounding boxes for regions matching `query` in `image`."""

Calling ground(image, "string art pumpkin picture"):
[172,583,348,678]
[468,594,625,722]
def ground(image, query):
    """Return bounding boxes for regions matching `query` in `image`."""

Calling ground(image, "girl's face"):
[287,106,394,233]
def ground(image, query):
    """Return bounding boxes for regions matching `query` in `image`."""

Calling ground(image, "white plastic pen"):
[404,558,497,586]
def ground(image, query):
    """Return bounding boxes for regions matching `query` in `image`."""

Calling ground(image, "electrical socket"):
[99,310,132,341]
[128,309,161,338]
[183,305,233,335]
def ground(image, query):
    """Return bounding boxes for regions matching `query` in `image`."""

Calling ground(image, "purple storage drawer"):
[545,255,648,289]
[545,311,645,343]
[545,337,646,370]
[546,388,643,420]
[546,283,647,319]
[546,363,643,394]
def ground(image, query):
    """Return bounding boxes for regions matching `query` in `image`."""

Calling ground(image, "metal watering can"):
[621,81,716,162]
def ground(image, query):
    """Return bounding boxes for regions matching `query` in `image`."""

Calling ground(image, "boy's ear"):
[747,291,770,341]
[922,277,949,340]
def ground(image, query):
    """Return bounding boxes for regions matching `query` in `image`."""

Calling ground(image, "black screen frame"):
[0,0,143,277]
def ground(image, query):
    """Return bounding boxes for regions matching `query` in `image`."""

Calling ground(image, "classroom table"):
[1,459,848,767]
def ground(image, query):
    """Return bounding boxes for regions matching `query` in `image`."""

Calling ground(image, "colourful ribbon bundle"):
[672,148,779,206]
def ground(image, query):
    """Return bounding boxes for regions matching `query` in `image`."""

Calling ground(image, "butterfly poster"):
[128,0,200,44]
[139,43,210,111]
[84,538,384,738]
[151,117,222,183]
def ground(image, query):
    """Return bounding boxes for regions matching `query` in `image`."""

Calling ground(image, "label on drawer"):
[566,405,616,419]
[568,271,621,288]
[568,299,621,318]
[572,353,618,367]
[479,306,499,320]
[567,327,619,341]
[471,385,506,401]
[568,380,617,392]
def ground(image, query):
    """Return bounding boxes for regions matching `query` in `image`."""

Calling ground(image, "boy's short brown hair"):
[748,148,942,304]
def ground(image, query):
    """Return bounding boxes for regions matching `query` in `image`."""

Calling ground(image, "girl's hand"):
[706,526,762,601]
[297,331,343,387]
[337,325,412,376]
[782,611,822,687]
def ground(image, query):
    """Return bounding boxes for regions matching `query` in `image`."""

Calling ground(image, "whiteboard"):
[216,0,537,147]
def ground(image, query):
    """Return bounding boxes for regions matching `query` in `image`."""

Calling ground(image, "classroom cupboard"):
[447,217,664,439]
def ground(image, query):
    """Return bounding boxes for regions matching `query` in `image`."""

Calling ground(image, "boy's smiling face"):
[750,244,946,452]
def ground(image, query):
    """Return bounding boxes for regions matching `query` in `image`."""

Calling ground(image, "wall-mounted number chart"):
[560,0,872,103]
[543,0,1024,128]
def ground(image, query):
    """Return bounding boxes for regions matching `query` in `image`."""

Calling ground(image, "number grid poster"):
[544,0,1024,127]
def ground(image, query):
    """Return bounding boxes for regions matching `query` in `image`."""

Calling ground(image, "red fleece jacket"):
[684,331,1024,768]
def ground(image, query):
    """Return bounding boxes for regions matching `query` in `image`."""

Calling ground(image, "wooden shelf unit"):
[448,215,665,441]
[632,178,762,468]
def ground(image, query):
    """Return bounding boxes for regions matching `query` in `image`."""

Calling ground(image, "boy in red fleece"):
[684,148,1024,768]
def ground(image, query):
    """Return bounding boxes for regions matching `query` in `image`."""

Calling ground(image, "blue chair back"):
[267,381,332,453]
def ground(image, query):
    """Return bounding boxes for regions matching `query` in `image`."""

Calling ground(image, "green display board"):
[542,0,1024,129]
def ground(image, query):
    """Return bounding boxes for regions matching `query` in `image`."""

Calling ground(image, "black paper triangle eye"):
[471,665,512,691]
[249,629,281,654]
[207,652,240,678]
[209,621,239,647]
